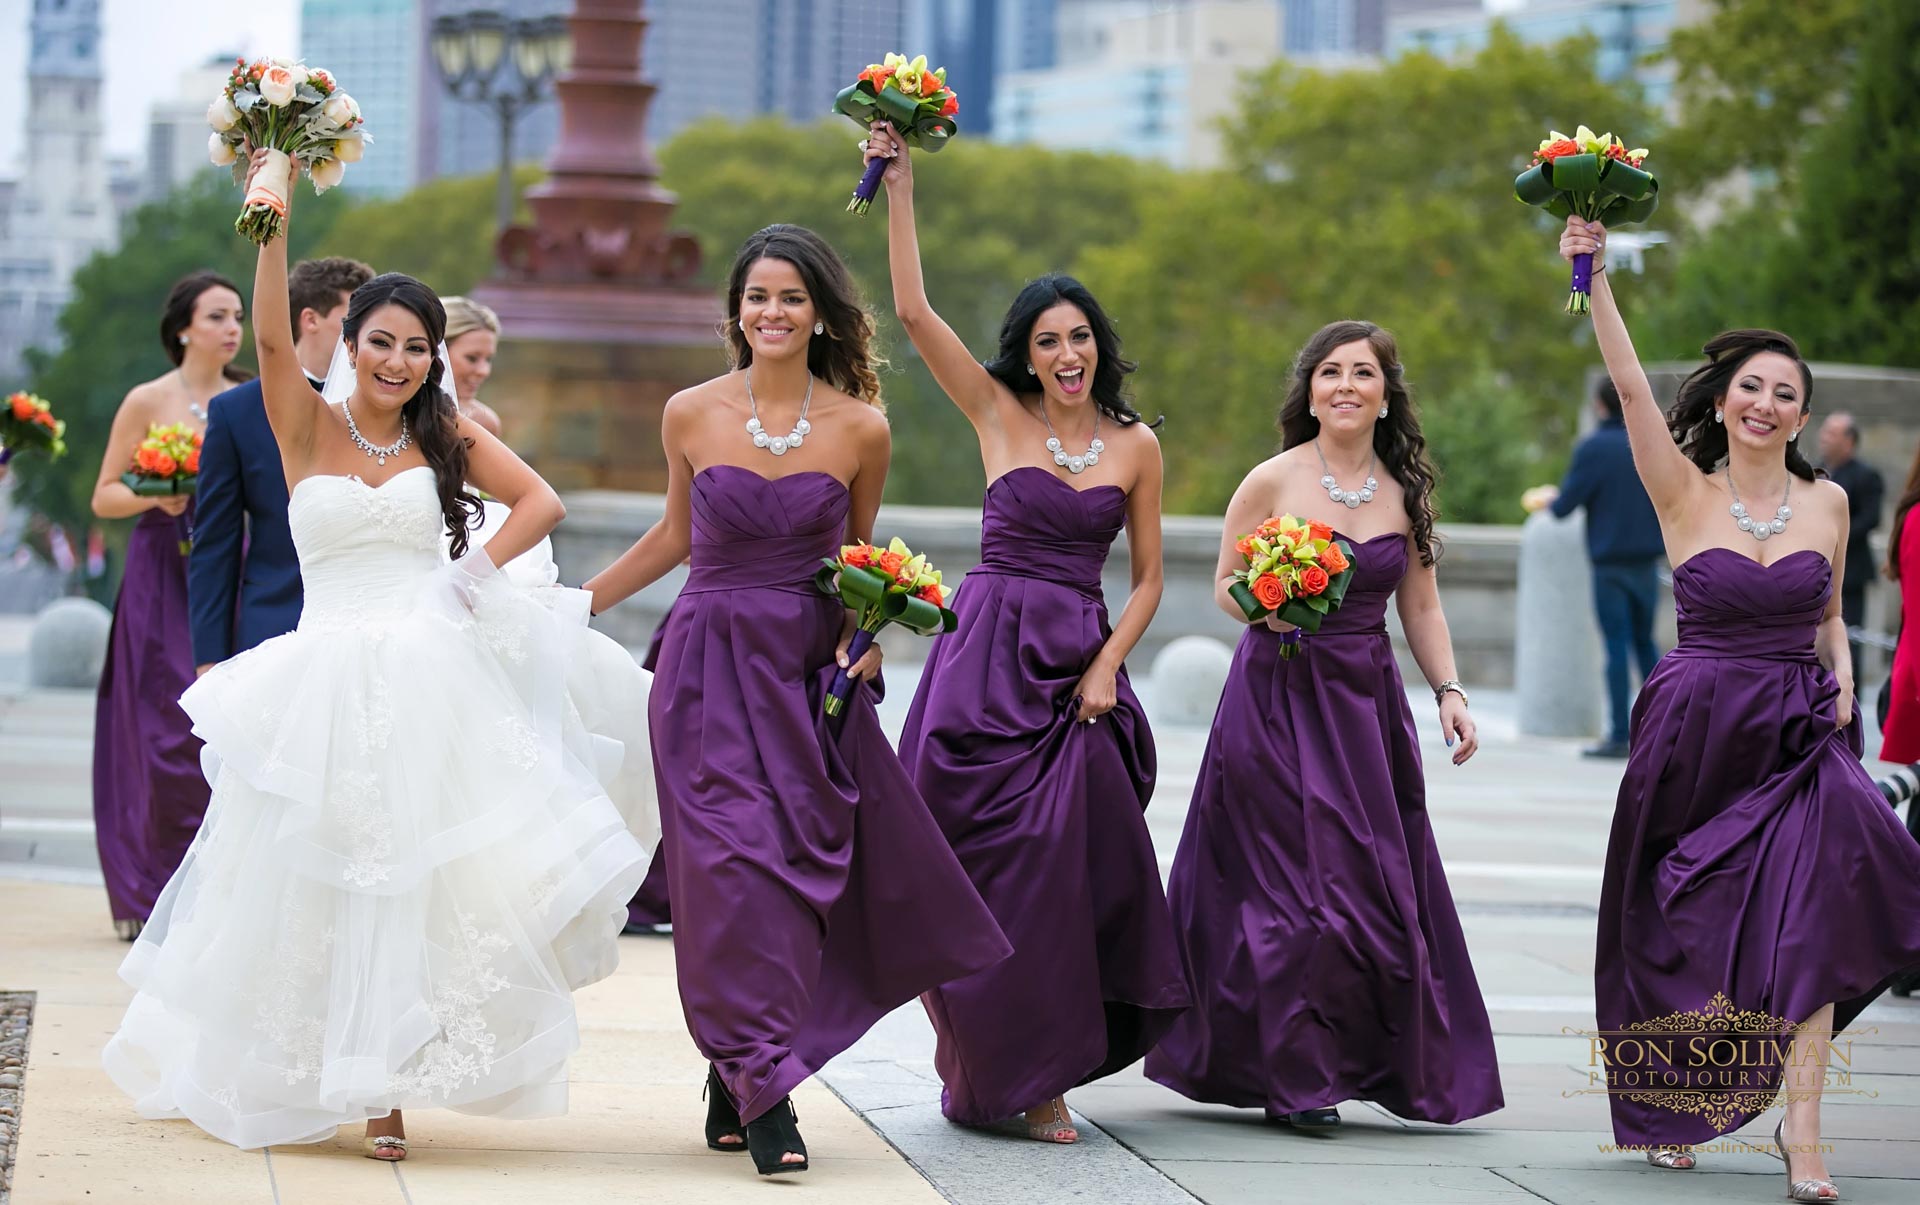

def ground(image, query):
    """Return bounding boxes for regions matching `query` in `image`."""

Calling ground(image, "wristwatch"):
[1434,679,1468,708]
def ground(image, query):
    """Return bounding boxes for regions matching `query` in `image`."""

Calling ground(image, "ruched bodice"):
[683,466,850,596]
[288,467,443,629]
[974,468,1125,599]
[1314,530,1406,636]
[1667,547,1829,662]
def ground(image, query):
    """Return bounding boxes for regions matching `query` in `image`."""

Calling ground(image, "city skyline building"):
[144,54,242,205]
[299,0,425,196]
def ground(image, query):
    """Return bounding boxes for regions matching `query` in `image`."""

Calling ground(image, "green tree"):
[654,117,1173,503]
[1661,0,1865,195]
[14,177,349,595]
[1086,27,1661,519]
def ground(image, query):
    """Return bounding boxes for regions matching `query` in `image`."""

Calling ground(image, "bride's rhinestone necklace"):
[744,368,812,456]
[343,397,410,466]
[1315,439,1378,509]
[1727,467,1792,542]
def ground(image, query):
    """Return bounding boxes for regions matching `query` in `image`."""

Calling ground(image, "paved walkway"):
[4,653,1919,1202]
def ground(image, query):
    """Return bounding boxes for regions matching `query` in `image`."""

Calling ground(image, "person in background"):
[190,256,372,677]
[1818,412,1883,679]
[1871,440,1920,842]
[1524,378,1664,759]
[442,296,503,437]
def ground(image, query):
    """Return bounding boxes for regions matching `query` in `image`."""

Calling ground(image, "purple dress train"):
[93,507,208,927]
[1145,531,1504,1123]
[900,467,1189,1124]
[1598,548,1920,1147]
[648,465,1011,1123]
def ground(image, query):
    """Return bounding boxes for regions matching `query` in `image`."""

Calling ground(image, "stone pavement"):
[4,644,1919,1203]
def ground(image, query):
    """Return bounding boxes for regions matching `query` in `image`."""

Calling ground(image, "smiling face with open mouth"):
[1717,351,1807,452]
[1308,338,1387,435]
[352,302,435,415]
[1028,302,1097,406]
[738,257,819,364]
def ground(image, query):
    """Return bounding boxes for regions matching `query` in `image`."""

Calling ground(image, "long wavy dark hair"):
[1277,320,1442,566]
[1668,329,1818,481]
[982,273,1155,427]
[723,224,885,408]
[161,270,252,384]
[341,273,481,557]
[1889,442,1920,581]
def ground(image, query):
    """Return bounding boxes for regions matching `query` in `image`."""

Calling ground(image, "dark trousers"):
[1593,560,1662,744]
[1841,583,1867,681]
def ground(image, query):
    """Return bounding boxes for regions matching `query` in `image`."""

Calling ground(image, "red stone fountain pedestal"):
[471,0,719,491]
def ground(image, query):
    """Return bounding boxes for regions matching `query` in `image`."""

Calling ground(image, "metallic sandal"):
[362,1135,408,1161]
[1645,1147,1695,1170]
[1025,1097,1079,1144]
[1774,1120,1838,1201]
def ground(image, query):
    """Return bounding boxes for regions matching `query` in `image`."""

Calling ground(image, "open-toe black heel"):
[745,1096,809,1176]
[704,1065,747,1152]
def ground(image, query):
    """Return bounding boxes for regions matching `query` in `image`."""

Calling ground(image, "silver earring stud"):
[1027,364,1036,375]
[1714,410,1724,423]
[178,334,188,345]
[813,321,824,336]
[1379,405,1390,420]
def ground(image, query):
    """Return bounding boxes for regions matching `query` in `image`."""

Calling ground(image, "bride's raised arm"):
[246,149,328,470]
[870,122,1004,429]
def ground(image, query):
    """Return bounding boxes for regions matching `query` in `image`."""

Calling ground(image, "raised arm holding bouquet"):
[1514,125,1655,314]
[833,53,958,213]
[209,57,367,244]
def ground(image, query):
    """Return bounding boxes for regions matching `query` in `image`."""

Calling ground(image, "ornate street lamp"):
[430,8,573,232]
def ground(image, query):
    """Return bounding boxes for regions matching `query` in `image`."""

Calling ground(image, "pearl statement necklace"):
[1042,401,1103,474]
[1726,468,1792,542]
[745,369,812,456]
[342,397,411,466]
[1314,439,1378,509]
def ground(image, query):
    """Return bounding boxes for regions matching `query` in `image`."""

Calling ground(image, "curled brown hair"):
[1277,320,1442,567]
[1668,329,1818,481]
[723,224,885,409]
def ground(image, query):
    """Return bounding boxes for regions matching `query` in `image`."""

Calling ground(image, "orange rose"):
[155,451,178,477]
[842,545,873,569]
[940,93,959,118]
[1251,573,1287,610]
[9,395,32,420]
[1535,137,1580,162]
[878,550,906,578]
[1319,544,1349,575]
[1306,519,1333,542]
[183,448,200,475]
[917,582,944,607]
[919,72,941,98]
[35,409,57,429]
[1298,565,1330,596]
[1234,534,1258,557]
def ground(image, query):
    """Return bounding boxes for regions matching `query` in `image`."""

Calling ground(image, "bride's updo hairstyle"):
[341,272,482,557]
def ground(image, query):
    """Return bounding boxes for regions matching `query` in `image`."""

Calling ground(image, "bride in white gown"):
[103,150,657,1158]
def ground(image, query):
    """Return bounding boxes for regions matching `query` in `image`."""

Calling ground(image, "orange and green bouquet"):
[833,52,960,214]
[1227,515,1358,659]
[0,391,66,466]
[1513,125,1656,314]
[122,423,203,555]
[815,536,958,716]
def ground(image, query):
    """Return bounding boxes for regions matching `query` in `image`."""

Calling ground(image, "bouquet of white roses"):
[208,56,369,244]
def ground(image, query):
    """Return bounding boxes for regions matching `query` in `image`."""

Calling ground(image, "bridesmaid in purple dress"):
[1145,320,1503,1129]
[89,271,250,939]
[585,225,1010,1177]
[863,123,1189,1144]
[1562,217,1920,1199]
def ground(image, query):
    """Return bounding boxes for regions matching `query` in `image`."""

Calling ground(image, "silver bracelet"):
[1434,679,1468,708]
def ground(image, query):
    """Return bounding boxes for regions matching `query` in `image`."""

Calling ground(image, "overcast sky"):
[0,0,300,170]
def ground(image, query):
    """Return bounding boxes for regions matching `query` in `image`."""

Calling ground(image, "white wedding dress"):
[103,465,657,1149]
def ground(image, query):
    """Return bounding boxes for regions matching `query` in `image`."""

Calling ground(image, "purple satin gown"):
[899,467,1190,1124]
[93,507,208,927]
[1599,548,1920,1146]
[1145,531,1504,1123]
[648,465,1011,1123]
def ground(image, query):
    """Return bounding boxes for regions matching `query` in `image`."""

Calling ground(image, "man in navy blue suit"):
[190,257,373,675]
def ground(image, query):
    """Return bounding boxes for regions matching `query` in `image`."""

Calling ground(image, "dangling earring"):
[1379,404,1390,420]
[1714,410,1724,423]
[1027,364,1036,376]
[813,321,824,336]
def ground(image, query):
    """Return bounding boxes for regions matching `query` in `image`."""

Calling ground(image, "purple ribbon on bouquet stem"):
[824,627,876,718]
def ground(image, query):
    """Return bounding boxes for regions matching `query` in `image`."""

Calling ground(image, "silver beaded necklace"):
[1726,467,1792,542]
[1041,400,1103,474]
[744,368,812,456]
[342,397,411,466]
[1314,439,1378,509]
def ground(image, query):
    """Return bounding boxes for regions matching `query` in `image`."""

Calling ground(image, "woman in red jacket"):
[1874,442,1920,834]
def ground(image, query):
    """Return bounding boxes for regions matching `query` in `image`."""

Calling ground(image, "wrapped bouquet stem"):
[816,537,957,717]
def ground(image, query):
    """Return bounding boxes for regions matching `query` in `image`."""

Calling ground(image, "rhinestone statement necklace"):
[1042,401,1103,474]
[343,397,411,465]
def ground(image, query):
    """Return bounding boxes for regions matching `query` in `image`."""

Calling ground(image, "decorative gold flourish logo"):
[1563,993,1877,1132]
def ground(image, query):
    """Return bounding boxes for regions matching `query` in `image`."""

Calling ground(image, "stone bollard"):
[26,597,112,689]
[1515,509,1603,738]
[1150,634,1235,728]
